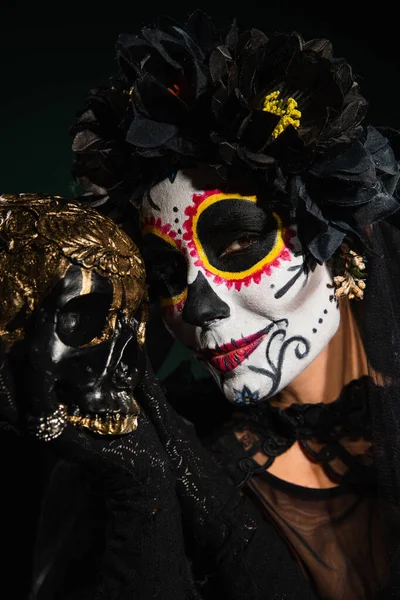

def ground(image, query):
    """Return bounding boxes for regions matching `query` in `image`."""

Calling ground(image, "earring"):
[333,242,367,300]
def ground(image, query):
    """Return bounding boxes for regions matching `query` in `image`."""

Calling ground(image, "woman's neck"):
[275,299,369,409]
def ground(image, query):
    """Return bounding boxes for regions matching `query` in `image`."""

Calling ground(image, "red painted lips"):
[200,329,266,372]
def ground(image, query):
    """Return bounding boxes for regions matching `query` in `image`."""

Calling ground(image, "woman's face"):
[141,166,340,405]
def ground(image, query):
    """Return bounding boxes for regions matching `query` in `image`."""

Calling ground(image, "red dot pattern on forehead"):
[141,215,183,251]
[182,189,295,291]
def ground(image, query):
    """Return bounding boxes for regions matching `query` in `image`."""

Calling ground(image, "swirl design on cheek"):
[248,321,311,397]
[182,190,295,291]
[141,215,187,314]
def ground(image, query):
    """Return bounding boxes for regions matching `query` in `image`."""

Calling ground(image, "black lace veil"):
[355,219,400,509]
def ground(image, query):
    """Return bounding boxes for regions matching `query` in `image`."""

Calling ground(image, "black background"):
[1,3,399,598]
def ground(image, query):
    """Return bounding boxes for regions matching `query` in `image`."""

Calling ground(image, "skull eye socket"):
[56,292,112,348]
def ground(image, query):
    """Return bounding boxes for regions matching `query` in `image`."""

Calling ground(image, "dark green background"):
[1,4,399,198]
[1,4,399,598]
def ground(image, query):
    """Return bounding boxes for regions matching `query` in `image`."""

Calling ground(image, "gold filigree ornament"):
[332,242,367,300]
[0,192,148,434]
[262,90,302,139]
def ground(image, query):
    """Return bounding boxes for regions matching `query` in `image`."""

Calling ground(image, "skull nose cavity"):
[109,333,139,385]
[112,361,132,387]
[182,271,230,327]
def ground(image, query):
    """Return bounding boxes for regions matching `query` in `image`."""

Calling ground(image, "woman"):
[70,9,400,598]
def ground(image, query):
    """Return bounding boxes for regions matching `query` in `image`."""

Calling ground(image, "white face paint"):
[141,166,340,405]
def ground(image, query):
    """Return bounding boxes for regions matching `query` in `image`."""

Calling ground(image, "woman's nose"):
[182,271,230,327]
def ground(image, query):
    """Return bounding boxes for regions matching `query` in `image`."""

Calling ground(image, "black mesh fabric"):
[207,376,398,599]
[245,475,390,600]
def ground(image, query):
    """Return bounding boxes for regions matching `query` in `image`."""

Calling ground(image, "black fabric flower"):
[117,12,219,158]
[70,84,139,209]
[270,126,400,261]
[299,126,400,260]
[70,10,400,261]
[209,30,368,173]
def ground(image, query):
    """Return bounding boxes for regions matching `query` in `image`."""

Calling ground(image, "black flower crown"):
[71,10,400,262]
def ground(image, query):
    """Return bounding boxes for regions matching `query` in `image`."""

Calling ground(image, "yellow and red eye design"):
[160,288,187,314]
[141,215,187,314]
[182,190,295,291]
[142,215,182,250]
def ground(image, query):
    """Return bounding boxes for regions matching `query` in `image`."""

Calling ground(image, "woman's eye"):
[164,260,180,275]
[219,235,259,258]
[146,254,187,302]
[149,258,182,280]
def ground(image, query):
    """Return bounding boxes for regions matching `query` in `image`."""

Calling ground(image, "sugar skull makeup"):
[141,166,340,405]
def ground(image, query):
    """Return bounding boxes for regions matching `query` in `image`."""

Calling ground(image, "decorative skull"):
[0,193,147,435]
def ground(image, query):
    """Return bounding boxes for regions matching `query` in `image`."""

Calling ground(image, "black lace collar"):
[249,375,372,442]
[210,376,376,490]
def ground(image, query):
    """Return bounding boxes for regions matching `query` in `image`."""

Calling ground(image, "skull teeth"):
[68,403,140,435]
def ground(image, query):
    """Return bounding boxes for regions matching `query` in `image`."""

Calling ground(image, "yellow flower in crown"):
[262,91,302,139]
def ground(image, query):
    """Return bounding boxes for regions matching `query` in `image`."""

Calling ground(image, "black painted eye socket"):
[143,233,187,301]
[196,199,279,272]
[57,293,112,347]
